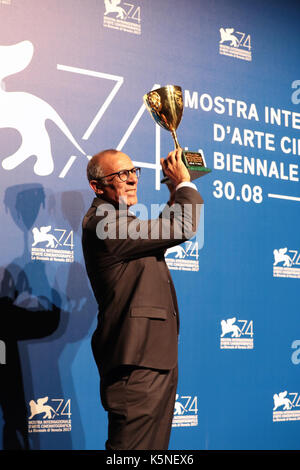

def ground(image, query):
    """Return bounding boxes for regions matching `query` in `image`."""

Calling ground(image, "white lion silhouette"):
[104,0,126,19]
[32,226,60,248]
[165,246,185,258]
[219,28,239,47]
[220,317,241,338]
[273,391,293,411]
[273,248,293,267]
[174,395,186,416]
[0,40,85,176]
[29,397,57,419]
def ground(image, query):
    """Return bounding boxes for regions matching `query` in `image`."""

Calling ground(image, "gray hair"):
[86,149,118,184]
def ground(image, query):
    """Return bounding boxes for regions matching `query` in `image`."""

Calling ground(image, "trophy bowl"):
[143,85,211,183]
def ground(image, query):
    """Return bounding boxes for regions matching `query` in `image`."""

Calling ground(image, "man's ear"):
[89,180,103,195]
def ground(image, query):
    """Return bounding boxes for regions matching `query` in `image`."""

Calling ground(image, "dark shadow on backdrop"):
[1,184,96,450]
[0,184,61,449]
[0,274,60,450]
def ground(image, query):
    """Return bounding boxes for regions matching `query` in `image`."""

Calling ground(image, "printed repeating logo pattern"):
[165,241,201,272]
[273,247,300,278]
[220,317,254,349]
[31,226,74,263]
[28,397,72,433]
[273,391,300,422]
[103,0,141,35]
[219,27,252,61]
[172,394,198,427]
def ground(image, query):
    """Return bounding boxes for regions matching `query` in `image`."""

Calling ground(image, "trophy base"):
[161,150,211,184]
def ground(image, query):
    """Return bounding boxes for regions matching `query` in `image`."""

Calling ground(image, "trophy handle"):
[161,129,181,184]
[171,130,180,149]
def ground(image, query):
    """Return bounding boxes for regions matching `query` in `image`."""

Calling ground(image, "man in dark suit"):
[82,148,203,450]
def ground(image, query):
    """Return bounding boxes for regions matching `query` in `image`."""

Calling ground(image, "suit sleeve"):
[92,186,203,261]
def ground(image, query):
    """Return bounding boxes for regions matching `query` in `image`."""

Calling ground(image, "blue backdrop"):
[0,0,299,450]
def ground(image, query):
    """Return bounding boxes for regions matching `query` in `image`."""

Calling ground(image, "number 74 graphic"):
[57,64,163,189]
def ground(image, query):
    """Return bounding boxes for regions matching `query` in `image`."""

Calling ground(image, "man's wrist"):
[176,181,197,191]
[171,177,190,187]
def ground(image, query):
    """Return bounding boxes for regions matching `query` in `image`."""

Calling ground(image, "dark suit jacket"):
[82,186,203,377]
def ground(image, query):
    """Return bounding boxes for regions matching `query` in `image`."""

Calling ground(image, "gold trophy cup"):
[143,85,211,183]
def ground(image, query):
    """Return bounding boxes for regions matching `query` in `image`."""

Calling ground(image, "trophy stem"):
[171,130,180,149]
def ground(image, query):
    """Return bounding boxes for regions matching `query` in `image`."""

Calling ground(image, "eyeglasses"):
[98,167,141,183]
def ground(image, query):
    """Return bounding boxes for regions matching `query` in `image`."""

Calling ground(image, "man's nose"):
[127,171,138,183]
